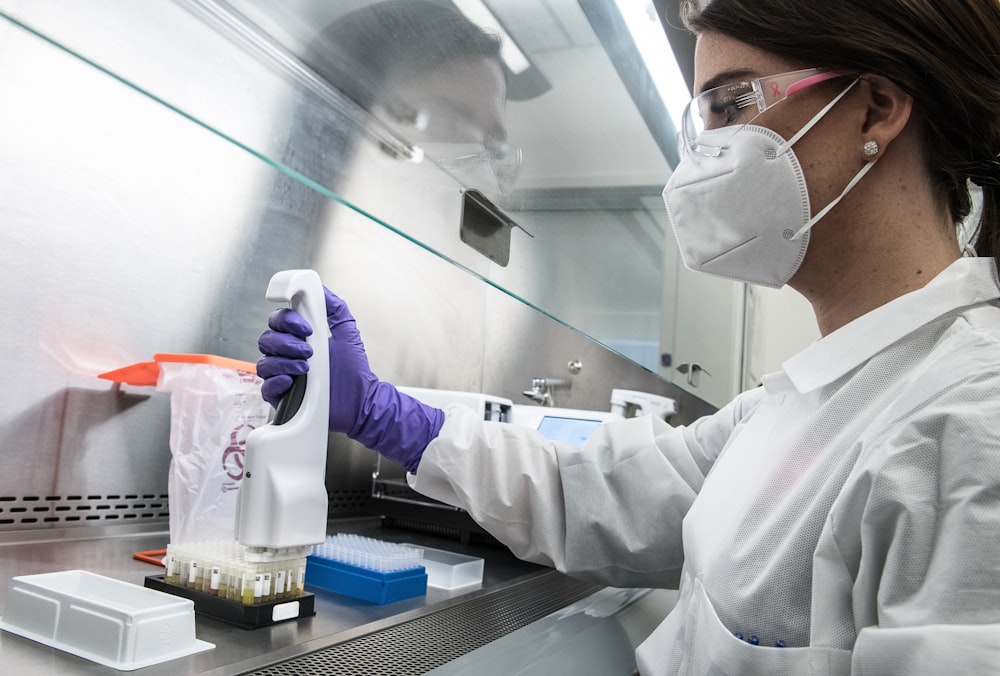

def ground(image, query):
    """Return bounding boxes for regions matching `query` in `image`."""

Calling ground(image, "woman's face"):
[692,30,864,224]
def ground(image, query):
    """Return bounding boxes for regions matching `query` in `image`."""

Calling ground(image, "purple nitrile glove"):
[257,288,444,473]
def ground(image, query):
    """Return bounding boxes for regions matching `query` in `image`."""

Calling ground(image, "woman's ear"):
[857,74,913,153]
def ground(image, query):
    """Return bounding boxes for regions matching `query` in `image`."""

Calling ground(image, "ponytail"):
[976,183,1000,261]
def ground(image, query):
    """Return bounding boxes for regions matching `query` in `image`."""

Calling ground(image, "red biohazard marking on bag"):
[222,423,255,481]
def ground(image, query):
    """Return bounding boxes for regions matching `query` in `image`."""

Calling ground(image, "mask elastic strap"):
[776,79,859,155]
[790,158,878,240]
[776,76,872,241]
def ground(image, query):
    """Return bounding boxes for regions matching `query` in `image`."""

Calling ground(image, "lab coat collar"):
[774,257,1000,394]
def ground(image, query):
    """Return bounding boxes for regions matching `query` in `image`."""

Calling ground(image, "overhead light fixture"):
[614,0,689,131]
[451,0,531,74]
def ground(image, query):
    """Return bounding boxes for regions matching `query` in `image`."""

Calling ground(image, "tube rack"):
[144,540,315,629]
[305,534,427,605]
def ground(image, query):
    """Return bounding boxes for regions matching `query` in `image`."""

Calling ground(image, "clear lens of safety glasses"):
[680,68,846,157]
[436,140,523,195]
[492,145,523,195]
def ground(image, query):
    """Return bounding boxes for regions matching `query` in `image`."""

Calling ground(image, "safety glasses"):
[433,138,523,195]
[681,68,849,157]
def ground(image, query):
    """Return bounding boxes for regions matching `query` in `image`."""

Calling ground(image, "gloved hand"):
[256,288,445,473]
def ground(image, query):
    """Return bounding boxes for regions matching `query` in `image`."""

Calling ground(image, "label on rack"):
[272,601,300,622]
[276,570,287,594]
[188,561,198,585]
[263,572,272,596]
[254,573,264,598]
[210,566,221,590]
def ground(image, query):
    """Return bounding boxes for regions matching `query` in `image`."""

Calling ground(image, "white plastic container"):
[0,570,213,670]
[405,545,484,591]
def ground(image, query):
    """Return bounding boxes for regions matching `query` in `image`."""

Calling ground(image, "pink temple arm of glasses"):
[785,71,846,97]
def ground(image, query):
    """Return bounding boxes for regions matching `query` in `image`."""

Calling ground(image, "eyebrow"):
[697,69,758,95]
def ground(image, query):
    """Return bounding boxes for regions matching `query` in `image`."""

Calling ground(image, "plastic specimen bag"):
[155,359,270,545]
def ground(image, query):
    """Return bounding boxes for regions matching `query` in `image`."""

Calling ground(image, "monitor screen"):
[536,416,603,448]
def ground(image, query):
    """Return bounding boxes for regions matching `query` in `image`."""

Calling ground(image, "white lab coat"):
[410,256,1000,675]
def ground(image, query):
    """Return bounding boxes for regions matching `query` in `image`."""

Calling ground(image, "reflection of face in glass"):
[379,54,519,200]
[306,1,516,200]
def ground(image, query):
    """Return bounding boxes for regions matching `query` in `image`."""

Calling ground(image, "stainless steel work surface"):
[0,518,563,675]
[425,587,679,676]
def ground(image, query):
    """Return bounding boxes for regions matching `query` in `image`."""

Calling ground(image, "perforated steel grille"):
[245,571,602,675]
[327,488,373,515]
[0,489,370,531]
[0,493,170,530]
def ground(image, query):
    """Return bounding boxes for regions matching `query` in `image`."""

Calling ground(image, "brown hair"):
[680,0,1000,262]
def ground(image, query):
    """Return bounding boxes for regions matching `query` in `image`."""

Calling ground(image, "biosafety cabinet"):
[0,1,815,673]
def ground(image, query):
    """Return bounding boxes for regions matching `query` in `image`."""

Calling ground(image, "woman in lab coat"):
[258,0,1000,673]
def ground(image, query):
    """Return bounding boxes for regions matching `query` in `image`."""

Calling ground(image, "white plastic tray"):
[404,545,484,591]
[0,569,213,671]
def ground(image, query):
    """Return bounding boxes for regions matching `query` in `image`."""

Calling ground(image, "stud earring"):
[863,140,879,158]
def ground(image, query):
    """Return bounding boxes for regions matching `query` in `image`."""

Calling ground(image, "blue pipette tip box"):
[304,556,427,605]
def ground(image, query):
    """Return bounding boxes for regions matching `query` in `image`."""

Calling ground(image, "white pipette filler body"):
[235,269,330,562]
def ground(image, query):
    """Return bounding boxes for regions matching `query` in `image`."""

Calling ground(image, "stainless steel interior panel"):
[0,4,491,523]
[0,1,711,534]
[172,0,723,376]
[0,0,741,380]
[482,282,711,422]
[0,8,275,503]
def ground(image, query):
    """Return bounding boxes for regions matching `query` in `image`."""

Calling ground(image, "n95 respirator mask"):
[662,79,875,288]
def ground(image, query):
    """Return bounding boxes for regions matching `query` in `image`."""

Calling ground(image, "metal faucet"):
[522,378,566,406]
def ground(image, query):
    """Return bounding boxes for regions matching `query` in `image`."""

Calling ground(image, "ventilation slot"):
[0,494,169,530]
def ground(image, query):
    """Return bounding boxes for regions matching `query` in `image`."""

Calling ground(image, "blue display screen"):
[536,416,603,448]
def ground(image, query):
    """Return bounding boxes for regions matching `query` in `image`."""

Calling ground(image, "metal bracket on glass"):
[460,189,532,267]
[676,362,711,388]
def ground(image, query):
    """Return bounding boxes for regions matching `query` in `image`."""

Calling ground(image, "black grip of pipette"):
[273,373,307,425]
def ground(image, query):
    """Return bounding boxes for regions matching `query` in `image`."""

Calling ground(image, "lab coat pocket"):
[679,579,851,676]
